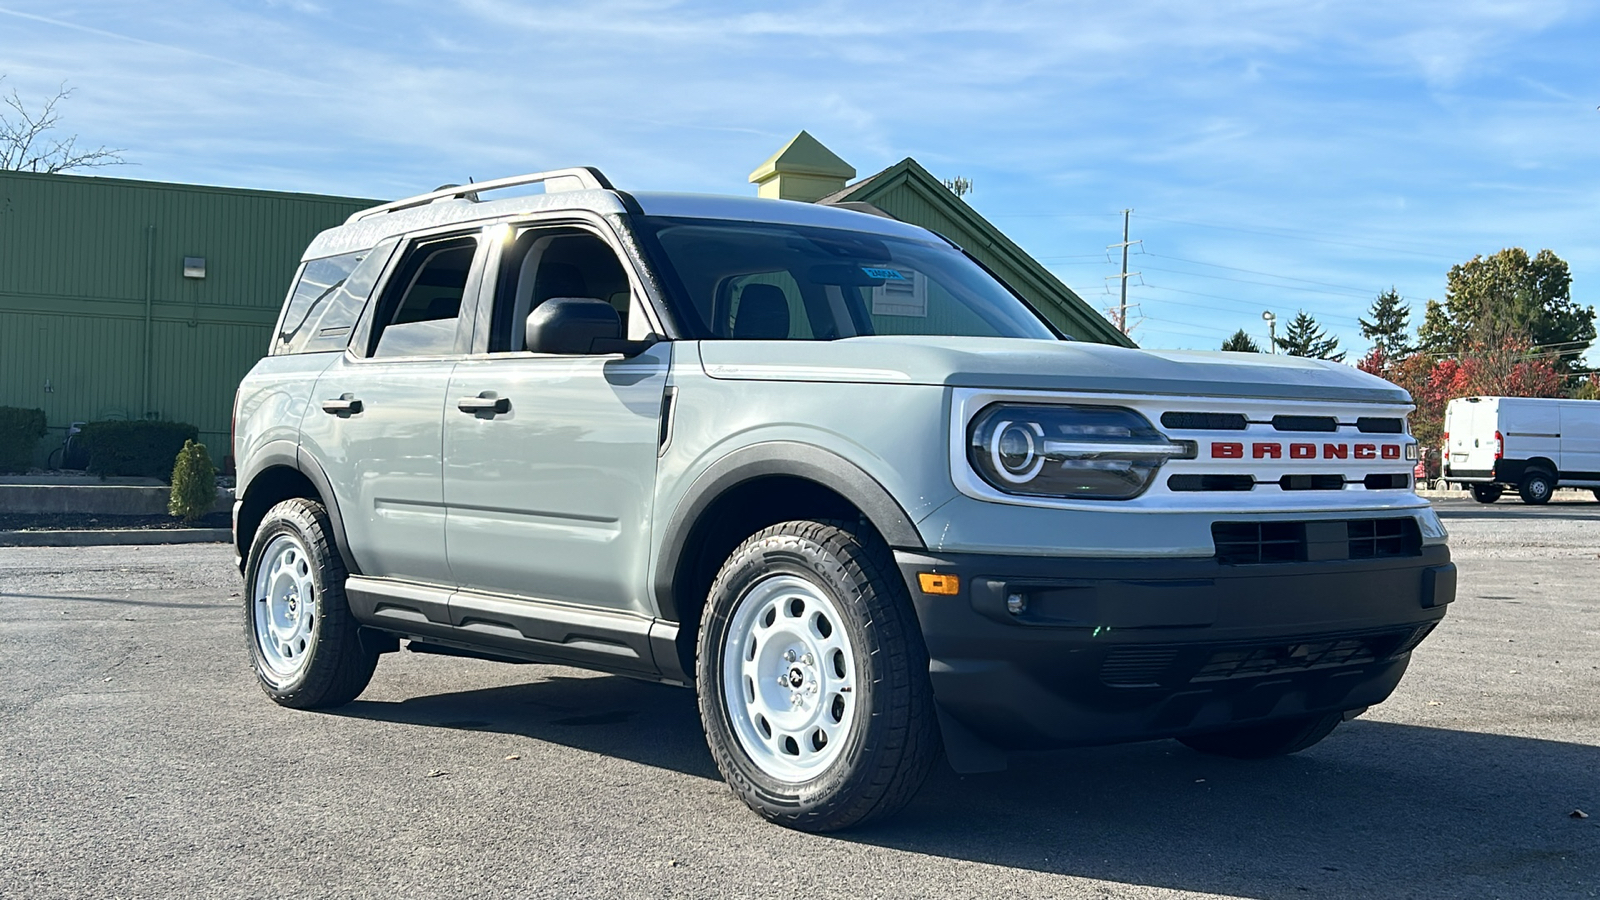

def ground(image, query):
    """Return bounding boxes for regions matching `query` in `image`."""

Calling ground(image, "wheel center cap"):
[788,667,805,688]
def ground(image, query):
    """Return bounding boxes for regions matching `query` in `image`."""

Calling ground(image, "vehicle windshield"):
[631,216,1061,341]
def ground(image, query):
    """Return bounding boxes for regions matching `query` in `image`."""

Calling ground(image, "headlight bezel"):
[966,402,1190,501]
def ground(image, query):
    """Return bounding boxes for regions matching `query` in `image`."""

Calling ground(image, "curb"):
[0,528,232,548]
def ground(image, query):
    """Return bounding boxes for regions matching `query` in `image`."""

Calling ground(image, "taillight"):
[1442,432,1449,462]
[1493,430,1504,460]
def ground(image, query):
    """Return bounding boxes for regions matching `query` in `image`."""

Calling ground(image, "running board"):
[344,576,672,679]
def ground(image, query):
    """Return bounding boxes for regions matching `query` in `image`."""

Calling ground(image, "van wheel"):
[244,498,378,708]
[696,520,938,833]
[1469,484,1502,504]
[1518,471,1554,505]
[1178,712,1343,759]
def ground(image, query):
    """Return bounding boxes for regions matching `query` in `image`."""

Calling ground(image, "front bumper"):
[895,546,1454,764]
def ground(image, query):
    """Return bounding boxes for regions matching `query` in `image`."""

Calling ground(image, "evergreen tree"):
[1220,329,1261,352]
[1274,310,1345,361]
[1359,288,1412,359]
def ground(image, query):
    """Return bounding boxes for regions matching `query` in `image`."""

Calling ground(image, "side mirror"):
[525,297,622,354]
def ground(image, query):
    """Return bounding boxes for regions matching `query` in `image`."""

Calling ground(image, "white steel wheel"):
[721,574,857,782]
[252,533,319,681]
[697,519,939,832]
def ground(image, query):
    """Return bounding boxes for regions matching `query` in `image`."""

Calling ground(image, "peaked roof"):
[749,130,857,182]
[818,157,1134,347]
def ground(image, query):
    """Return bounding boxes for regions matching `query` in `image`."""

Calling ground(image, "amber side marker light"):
[918,573,961,595]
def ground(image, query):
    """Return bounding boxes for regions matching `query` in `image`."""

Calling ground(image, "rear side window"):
[367,235,480,359]
[273,243,393,355]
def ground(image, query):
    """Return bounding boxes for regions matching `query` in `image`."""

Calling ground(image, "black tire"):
[243,497,377,709]
[1469,483,1503,504]
[696,519,939,832]
[1518,470,1554,505]
[1178,711,1344,759]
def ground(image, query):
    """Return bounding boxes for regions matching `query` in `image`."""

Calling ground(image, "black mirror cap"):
[525,297,622,354]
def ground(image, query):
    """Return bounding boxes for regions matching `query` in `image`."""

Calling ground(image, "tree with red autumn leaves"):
[1358,340,1565,451]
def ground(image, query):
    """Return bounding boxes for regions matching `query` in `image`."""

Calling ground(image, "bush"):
[78,420,199,480]
[0,407,47,474]
[168,439,218,523]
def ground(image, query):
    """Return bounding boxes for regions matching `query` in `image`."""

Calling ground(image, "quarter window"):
[274,244,393,355]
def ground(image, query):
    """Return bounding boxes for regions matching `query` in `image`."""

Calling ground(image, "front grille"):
[1357,417,1404,434]
[1212,518,1422,565]
[1272,415,1338,432]
[1168,474,1254,492]
[1161,411,1247,430]
[1363,473,1410,490]
[1348,517,1421,559]
[1278,474,1346,491]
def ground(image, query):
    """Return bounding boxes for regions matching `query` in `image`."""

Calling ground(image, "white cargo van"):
[1442,396,1600,504]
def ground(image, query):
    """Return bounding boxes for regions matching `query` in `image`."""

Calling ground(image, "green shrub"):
[0,407,47,474]
[168,439,218,523]
[78,420,199,480]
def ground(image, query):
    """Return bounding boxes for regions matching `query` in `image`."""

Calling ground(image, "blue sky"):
[3,0,1597,356]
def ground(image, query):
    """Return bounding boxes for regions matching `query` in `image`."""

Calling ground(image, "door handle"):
[321,395,363,416]
[457,394,511,417]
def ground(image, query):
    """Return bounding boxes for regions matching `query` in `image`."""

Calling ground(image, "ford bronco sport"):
[234,167,1455,832]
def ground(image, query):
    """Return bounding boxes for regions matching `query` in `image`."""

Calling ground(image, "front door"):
[300,230,485,587]
[443,224,668,614]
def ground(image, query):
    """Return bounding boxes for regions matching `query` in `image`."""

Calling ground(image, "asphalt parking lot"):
[2,497,1597,899]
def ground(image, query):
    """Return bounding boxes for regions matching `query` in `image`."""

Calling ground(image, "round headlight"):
[968,404,1186,500]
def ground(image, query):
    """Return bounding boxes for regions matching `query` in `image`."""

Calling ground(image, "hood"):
[697,336,1410,404]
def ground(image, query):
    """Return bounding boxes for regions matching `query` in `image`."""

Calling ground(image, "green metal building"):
[1,140,1127,469]
[0,170,376,465]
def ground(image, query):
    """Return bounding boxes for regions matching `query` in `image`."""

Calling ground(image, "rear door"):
[1560,401,1600,480]
[300,229,487,587]
[1447,398,1492,474]
[442,220,668,615]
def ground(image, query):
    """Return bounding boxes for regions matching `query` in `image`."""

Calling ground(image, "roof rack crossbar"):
[347,166,615,223]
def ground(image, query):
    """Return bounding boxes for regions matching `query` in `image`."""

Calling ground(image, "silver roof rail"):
[346,166,615,223]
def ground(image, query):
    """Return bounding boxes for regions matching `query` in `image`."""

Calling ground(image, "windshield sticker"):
[861,266,907,281]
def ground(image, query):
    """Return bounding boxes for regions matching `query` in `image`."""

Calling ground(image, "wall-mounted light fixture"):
[183,257,206,279]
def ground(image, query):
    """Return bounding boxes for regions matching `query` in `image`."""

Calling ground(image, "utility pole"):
[1106,209,1141,334]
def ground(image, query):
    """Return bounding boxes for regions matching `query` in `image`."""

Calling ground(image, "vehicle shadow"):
[337,675,1599,898]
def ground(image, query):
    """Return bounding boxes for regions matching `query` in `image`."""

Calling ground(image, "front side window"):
[367,235,479,359]
[489,227,634,353]
[631,216,1060,341]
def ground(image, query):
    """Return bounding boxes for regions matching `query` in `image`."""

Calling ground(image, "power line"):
[1139,282,1365,326]
[1142,252,1387,296]
[1135,214,1461,262]
[1137,264,1373,300]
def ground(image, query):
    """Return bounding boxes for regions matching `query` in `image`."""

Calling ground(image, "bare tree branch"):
[1,77,127,174]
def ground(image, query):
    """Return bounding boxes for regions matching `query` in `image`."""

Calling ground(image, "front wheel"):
[1469,483,1503,504]
[1519,470,1554,505]
[244,498,378,708]
[697,520,938,832]
[1178,712,1344,759]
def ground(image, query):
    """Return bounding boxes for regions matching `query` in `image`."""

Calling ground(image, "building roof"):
[815,157,1135,347]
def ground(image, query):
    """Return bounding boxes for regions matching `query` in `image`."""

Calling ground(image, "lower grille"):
[1099,647,1180,688]
[1191,633,1397,682]
[1212,518,1422,565]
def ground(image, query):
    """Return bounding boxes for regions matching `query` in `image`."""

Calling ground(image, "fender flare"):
[651,441,925,623]
[236,440,361,576]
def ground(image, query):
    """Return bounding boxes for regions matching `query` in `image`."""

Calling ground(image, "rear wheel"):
[697,519,938,832]
[1518,470,1554,505]
[244,498,378,709]
[1178,712,1344,759]
[1469,483,1503,504]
